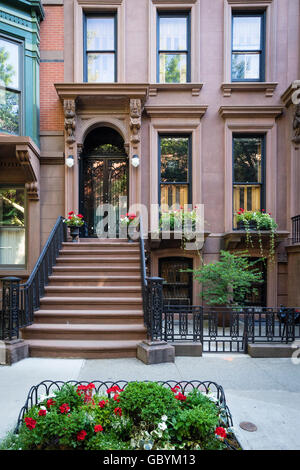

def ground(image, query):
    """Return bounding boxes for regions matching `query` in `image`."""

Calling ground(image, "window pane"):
[87,53,115,82]
[233,137,263,183]
[232,53,260,80]
[159,16,187,51]
[160,137,189,183]
[0,88,19,135]
[0,188,25,266]
[160,184,189,208]
[233,185,261,212]
[159,53,187,83]
[232,16,261,51]
[160,258,193,306]
[86,17,115,51]
[0,38,19,89]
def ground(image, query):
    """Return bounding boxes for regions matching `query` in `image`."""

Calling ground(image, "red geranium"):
[94,425,104,433]
[59,403,70,414]
[46,398,56,409]
[68,211,74,215]
[77,430,87,441]
[215,427,227,439]
[25,417,36,430]
[38,409,47,417]
[171,385,180,393]
[114,407,122,416]
[98,400,108,408]
[174,392,187,402]
[77,214,83,218]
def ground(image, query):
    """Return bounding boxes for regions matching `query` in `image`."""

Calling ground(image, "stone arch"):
[76,116,128,150]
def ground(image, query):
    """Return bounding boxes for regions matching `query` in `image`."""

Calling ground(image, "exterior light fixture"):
[131,154,140,168]
[66,155,74,168]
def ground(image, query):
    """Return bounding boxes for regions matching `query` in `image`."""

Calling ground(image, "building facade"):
[1,0,300,309]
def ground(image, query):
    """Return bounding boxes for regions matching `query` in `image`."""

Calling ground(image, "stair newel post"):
[1,277,21,340]
[147,277,164,341]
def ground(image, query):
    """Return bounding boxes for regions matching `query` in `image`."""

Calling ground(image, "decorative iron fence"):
[0,216,66,341]
[292,215,300,244]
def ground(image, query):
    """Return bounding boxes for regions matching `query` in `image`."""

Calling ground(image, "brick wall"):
[40,5,64,131]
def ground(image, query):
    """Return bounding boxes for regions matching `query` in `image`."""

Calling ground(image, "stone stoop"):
[21,239,147,359]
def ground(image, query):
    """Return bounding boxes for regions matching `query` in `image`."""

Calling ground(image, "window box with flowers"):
[235,209,278,260]
[64,212,84,242]
[1,380,241,451]
[157,207,203,250]
[120,213,137,242]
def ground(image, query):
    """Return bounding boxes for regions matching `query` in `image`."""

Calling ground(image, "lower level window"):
[159,257,193,306]
[0,187,25,265]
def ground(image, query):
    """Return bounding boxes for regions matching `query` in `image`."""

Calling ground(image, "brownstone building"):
[0,0,300,358]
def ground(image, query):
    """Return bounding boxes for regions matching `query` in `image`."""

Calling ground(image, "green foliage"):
[51,383,85,409]
[86,432,131,450]
[188,250,263,306]
[118,382,180,426]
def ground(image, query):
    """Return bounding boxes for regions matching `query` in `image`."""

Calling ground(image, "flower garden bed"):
[2,380,241,451]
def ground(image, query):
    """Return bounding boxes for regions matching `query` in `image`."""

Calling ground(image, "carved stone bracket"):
[25,182,40,200]
[15,150,36,182]
[292,103,300,145]
[129,98,141,149]
[64,99,76,148]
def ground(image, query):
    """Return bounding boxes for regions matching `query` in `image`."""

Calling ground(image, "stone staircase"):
[21,239,147,358]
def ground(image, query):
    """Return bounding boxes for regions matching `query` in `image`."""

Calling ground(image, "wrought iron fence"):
[292,215,300,244]
[0,216,66,341]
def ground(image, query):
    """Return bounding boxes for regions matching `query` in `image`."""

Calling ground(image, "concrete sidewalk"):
[0,355,299,450]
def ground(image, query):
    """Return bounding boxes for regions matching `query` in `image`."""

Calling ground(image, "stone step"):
[34,309,144,324]
[44,286,142,298]
[52,266,141,276]
[39,296,143,310]
[56,257,140,266]
[48,275,141,287]
[26,339,141,359]
[22,323,146,341]
[59,249,140,258]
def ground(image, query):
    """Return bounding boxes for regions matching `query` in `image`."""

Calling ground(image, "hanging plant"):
[235,209,278,261]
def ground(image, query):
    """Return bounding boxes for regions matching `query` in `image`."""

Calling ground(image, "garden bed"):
[3,380,241,450]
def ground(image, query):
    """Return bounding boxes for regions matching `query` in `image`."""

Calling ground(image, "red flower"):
[38,409,47,417]
[77,430,87,441]
[171,385,180,393]
[98,400,107,408]
[215,427,227,439]
[107,385,122,394]
[25,417,36,430]
[46,398,56,409]
[59,403,70,414]
[175,392,187,402]
[94,425,103,433]
[68,211,74,215]
[114,407,122,416]
[77,214,83,218]
[68,216,72,220]
[114,394,120,402]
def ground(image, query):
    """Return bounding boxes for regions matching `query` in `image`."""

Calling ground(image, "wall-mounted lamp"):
[131,154,140,168]
[66,155,74,168]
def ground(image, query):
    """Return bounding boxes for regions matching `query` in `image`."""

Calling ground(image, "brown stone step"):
[39,296,143,310]
[34,310,144,324]
[22,323,146,341]
[52,266,141,276]
[26,339,140,359]
[44,286,142,298]
[56,257,140,266]
[62,240,139,249]
[48,275,141,287]
[59,250,140,259]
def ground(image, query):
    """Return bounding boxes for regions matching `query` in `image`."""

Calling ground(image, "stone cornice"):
[149,83,203,97]
[221,82,278,98]
[145,105,208,119]
[55,83,149,103]
[219,105,284,119]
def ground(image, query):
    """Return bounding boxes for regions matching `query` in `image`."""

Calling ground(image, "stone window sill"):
[221,82,278,98]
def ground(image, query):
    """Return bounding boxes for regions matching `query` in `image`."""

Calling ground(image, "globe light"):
[131,154,140,167]
[66,155,74,168]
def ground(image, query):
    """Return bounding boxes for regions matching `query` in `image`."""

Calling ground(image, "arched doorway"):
[79,126,128,237]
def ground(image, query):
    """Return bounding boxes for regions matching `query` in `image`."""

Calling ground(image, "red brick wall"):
[40,6,64,131]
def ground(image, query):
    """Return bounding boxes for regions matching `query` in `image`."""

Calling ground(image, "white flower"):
[161,415,168,422]
[158,422,167,431]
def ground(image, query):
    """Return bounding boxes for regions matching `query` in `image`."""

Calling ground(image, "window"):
[231,11,265,81]
[233,135,265,228]
[157,12,190,83]
[159,257,193,306]
[159,135,191,210]
[0,187,26,266]
[84,13,117,83]
[0,36,22,135]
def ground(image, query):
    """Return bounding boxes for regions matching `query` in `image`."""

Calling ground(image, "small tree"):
[189,251,264,306]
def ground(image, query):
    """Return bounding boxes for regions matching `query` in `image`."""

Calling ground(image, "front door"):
[80,155,128,237]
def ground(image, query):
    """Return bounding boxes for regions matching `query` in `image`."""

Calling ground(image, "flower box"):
[3,380,242,451]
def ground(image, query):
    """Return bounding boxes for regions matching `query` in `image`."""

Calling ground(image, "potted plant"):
[159,207,201,249]
[64,211,84,242]
[235,209,278,261]
[120,213,137,242]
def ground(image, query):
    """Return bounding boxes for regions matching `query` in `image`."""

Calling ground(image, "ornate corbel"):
[15,149,35,181]
[292,103,300,144]
[25,182,39,200]
[64,99,76,146]
[129,99,141,146]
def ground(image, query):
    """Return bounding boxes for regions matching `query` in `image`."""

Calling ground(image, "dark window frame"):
[231,10,266,82]
[159,256,193,306]
[83,11,118,83]
[158,133,192,208]
[0,32,24,135]
[157,10,191,83]
[232,133,266,229]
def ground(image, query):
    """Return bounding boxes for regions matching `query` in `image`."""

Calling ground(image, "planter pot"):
[237,220,257,230]
[69,226,80,243]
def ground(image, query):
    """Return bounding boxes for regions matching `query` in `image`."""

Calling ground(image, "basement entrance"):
[79,127,128,237]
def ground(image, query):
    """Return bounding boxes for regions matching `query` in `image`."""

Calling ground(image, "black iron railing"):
[292,215,300,244]
[139,215,164,341]
[162,305,300,353]
[0,216,66,341]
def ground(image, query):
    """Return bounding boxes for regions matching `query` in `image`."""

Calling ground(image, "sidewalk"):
[0,355,299,450]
